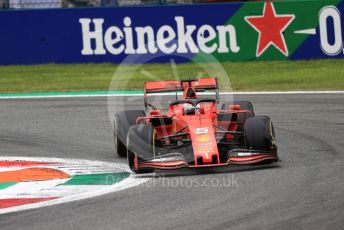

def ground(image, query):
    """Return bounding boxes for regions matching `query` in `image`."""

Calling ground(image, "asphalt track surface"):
[0,94,344,230]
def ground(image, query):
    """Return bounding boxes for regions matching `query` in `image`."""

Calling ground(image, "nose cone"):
[201,152,214,164]
[185,119,220,165]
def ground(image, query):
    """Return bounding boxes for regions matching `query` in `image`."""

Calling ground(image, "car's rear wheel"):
[127,124,155,173]
[114,110,145,157]
[221,101,255,146]
[244,116,276,151]
[221,100,255,116]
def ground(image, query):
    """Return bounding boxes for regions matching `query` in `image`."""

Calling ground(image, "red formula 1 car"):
[114,78,278,173]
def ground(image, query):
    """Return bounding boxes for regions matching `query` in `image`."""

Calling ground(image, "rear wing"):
[144,78,219,108]
[144,78,218,93]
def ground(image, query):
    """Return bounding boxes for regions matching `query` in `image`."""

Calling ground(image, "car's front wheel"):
[114,110,146,157]
[127,124,155,173]
[244,116,276,151]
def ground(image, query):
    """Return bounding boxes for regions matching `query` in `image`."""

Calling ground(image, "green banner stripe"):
[193,0,342,62]
[61,173,130,186]
[0,182,16,190]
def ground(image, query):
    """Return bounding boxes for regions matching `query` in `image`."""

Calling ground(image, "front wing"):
[136,149,278,171]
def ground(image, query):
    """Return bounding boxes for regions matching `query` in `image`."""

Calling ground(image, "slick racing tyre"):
[114,110,145,157]
[127,124,155,173]
[244,116,276,151]
[221,101,255,145]
[221,100,255,117]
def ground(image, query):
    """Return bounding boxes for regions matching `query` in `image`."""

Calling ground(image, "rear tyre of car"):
[244,116,276,151]
[127,124,155,173]
[221,101,255,146]
[221,100,255,116]
[114,110,145,157]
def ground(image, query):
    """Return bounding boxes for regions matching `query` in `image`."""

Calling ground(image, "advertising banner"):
[0,0,343,65]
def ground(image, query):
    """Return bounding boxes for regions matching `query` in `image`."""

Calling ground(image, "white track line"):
[225,91,344,95]
[0,91,344,100]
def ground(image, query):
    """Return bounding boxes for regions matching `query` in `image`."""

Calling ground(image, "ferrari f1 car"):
[114,78,278,173]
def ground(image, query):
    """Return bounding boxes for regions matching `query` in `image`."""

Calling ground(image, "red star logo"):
[245,1,295,57]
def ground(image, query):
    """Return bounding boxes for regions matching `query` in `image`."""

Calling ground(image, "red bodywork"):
[134,78,277,170]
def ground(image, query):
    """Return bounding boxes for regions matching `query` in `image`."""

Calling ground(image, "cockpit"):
[169,99,216,116]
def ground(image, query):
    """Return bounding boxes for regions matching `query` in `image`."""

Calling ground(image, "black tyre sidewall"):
[127,124,155,173]
[244,116,275,151]
[221,101,255,116]
[114,110,145,157]
[221,101,255,136]
[114,119,127,157]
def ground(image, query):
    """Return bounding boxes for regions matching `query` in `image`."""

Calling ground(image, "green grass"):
[0,59,343,93]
